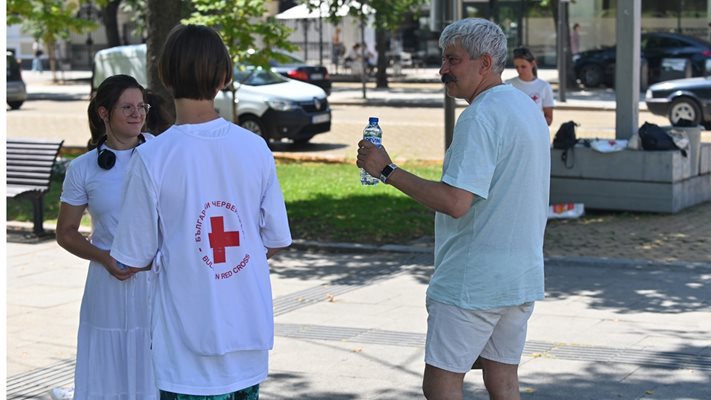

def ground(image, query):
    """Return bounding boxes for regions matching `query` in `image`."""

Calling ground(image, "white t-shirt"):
[60,133,155,249]
[506,77,555,110]
[429,85,550,310]
[111,118,292,395]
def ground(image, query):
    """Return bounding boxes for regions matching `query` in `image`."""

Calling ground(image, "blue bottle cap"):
[369,117,379,123]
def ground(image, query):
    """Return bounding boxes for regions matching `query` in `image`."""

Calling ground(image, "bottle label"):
[364,136,381,147]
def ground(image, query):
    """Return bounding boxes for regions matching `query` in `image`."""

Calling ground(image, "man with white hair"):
[357,18,550,399]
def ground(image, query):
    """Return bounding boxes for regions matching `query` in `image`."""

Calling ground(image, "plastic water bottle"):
[360,117,382,186]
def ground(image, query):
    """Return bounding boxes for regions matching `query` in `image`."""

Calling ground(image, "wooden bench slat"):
[8,163,56,170]
[7,183,53,190]
[8,174,53,180]
[7,160,55,166]
[7,150,65,158]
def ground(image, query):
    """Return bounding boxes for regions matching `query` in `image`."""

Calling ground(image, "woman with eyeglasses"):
[53,74,159,400]
[506,47,555,126]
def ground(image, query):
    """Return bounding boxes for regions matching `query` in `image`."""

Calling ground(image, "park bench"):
[6,138,65,235]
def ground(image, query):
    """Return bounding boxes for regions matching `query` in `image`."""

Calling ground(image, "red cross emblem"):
[208,216,240,264]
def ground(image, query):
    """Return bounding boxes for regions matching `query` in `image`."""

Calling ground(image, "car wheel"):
[239,115,269,141]
[669,97,702,126]
[579,64,603,87]
[7,101,23,110]
[293,135,314,144]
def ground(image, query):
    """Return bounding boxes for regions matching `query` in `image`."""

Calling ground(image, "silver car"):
[6,51,27,110]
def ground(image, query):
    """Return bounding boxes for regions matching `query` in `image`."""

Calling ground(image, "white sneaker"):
[49,387,74,400]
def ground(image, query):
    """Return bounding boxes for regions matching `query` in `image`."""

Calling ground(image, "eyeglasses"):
[118,103,151,117]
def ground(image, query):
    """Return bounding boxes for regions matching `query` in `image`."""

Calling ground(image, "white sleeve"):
[110,153,160,268]
[542,81,555,107]
[259,158,292,249]
[59,158,88,206]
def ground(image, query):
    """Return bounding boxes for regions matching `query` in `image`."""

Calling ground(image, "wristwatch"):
[379,163,398,183]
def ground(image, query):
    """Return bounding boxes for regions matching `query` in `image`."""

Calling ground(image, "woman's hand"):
[101,251,137,281]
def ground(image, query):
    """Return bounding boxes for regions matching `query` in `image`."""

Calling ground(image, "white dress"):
[60,137,158,399]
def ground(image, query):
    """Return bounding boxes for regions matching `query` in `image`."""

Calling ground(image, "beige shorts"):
[425,298,534,373]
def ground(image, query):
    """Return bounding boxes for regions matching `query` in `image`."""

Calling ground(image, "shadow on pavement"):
[518,362,711,399]
[271,249,432,287]
[6,228,56,244]
[545,261,711,314]
[270,142,348,154]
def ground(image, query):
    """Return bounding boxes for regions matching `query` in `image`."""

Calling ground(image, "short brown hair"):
[158,24,233,100]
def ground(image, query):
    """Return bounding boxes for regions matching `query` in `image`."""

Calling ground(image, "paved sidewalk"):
[7,67,711,399]
[6,238,711,399]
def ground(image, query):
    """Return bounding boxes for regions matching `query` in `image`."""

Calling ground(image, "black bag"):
[553,121,579,168]
[638,122,677,151]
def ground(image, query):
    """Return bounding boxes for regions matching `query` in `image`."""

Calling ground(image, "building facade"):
[6,0,710,70]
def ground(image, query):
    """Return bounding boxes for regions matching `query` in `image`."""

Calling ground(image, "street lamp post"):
[80,1,97,69]
[557,0,569,102]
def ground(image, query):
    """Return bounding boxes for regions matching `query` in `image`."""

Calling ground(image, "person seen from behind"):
[357,18,550,400]
[506,47,555,126]
[110,24,292,399]
[54,74,158,400]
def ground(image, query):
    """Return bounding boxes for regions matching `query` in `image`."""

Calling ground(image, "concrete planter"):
[550,128,711,213]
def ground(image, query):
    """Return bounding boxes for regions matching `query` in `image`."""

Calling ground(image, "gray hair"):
[439,18,507,74]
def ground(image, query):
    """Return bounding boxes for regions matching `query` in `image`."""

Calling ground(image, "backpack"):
[553,121,579,168]
[638,122,680,152]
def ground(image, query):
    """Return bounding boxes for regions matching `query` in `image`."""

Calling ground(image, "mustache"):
[441,74,457,84]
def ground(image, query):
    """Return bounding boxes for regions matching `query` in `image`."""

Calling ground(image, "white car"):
[92,44,331,143]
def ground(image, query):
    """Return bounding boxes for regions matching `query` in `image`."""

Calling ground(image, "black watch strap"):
[379,163,398,183]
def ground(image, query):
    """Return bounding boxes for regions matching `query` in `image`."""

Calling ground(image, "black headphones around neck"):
[96,134,146,170]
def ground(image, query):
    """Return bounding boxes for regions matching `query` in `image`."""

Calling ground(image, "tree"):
[101,0,122,47]
[548,0,577,88]
[183,0,296,124]
[317,0,426,89]
[120,0,150,40]
[7,0,96,82]
[146,0,183,119]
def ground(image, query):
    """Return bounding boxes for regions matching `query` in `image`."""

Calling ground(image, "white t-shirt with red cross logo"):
[505,76,555,110]
[111,117,292,395]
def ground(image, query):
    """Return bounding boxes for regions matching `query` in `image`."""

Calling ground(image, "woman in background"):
[506,47,555,126]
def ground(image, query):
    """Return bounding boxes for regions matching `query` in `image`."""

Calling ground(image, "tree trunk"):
[551,0,576,88]
[45,38,58,83]
[375,28,388,88]
[103,0,122,47]
[147,0,181,119]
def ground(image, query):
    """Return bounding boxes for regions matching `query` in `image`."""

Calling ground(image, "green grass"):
[277,160,441,243]
[7,160,442,244]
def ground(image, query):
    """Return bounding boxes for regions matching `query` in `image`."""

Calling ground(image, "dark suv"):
[573,32,711,88]
[6,51,27,110]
